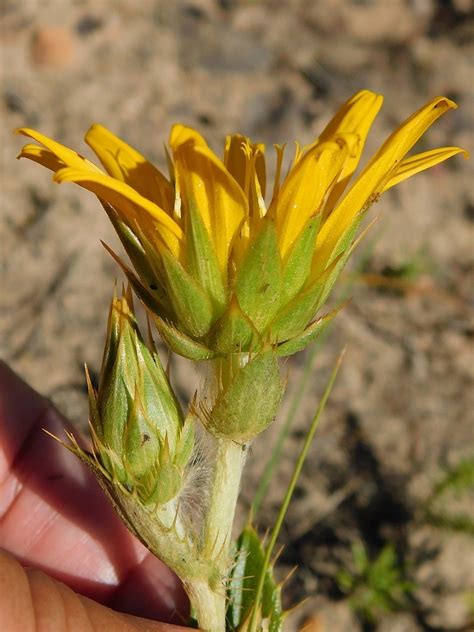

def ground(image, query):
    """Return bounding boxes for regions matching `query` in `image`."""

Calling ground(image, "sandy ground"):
[1,1,473,630]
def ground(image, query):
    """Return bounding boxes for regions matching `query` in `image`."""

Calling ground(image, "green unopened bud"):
[87,289,194,504]
[202,351,284,442]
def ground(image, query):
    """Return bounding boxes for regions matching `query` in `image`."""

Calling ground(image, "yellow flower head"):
[17,90,467,359]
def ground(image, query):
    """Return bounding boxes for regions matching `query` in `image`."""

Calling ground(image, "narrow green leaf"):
[252,230,382,517]
[235,220,282,331]
[227,525,283,630]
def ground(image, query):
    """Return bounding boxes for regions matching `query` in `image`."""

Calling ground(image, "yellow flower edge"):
[17,90,467,283]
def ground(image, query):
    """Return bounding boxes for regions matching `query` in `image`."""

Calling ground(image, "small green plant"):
[337,542,414,624]
[423,456,474,535]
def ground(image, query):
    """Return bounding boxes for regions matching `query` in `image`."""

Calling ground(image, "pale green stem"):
[186,580,227,632]
[202,353,249,562]
[187,354,249,630]
[204,438,247,560]
[182,439,246,632]
[189,438,246,631]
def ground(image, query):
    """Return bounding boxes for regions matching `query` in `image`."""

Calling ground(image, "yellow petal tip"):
[433,96,458,111]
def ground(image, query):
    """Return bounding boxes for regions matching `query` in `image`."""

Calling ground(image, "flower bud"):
[87,289,194,504]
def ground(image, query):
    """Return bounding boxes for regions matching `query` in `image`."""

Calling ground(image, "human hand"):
[0,361,190,632]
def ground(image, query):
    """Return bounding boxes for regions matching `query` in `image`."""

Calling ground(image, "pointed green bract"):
[280,214,320,305]
[235,220,282,331]
[102,203,168,302]
[176,417,195,468]
[206,351,283,442]
[102,242,170,320]
[227,525,283,631]
[161,250,215,338]
[269,266,333,342]
[312,218,363,316]
[142,461,183,506]
[208,295,260,354]
[154,316,216,360]
[186,203,227,315]
[276,303,344,357]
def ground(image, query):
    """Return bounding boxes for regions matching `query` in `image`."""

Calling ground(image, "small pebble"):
[30,26,75,67]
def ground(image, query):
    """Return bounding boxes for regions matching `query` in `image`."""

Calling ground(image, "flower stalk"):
[203,436,248,563]
[16,89,467,631]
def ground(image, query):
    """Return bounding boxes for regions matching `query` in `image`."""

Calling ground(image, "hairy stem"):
[186,579,227,632]
[204,437,247,561]
[187,353,249,630]
[189,438,246,631]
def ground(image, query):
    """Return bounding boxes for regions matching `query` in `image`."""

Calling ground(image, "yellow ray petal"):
[54,167,183,257]
[270,143,286,205]
[382,146,468,191]
[274,139,351,258]
[170,124,247,273]
[316,96,458,266]
[224,134,266,199]
[17,143,66,172]
[85,124,174,213]
[170,124,207,149]
[318,90,384,208]
[16,128,102,173]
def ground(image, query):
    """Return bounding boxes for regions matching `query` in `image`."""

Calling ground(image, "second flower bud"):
[87,288,194,505]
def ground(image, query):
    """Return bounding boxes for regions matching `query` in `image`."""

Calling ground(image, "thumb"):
[0,549,191,632]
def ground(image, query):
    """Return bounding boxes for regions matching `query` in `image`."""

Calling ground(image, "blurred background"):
[1,1,473,630]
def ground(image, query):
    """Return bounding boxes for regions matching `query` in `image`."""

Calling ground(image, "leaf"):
[227,525,283,631]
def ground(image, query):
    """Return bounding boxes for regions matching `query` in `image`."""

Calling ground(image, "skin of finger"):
[0,361,188,618]
[0,549,191,632]
[0,362,50,483]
